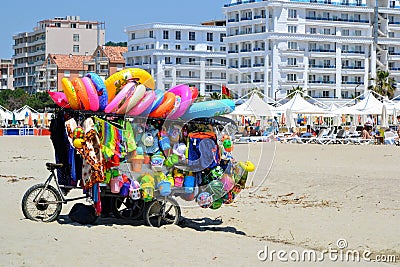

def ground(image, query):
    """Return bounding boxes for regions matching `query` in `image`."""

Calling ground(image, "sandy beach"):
[0,136,398,266]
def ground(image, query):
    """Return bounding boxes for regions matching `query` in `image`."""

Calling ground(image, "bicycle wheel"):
[21,183,62,222]
[144,197,181,227]
[111,197,144,220]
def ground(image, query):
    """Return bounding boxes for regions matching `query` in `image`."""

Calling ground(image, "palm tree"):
[287,85,306,99]
[368,70,396,99]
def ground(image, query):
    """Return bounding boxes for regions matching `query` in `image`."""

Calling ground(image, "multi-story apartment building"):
[0,59,13,90]
[223,0,400,103]
[12,16,105,93]
[83,45,128,79]
[124,22,227,96]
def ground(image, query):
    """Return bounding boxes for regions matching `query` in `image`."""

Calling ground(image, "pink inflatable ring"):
[167,84,192,119]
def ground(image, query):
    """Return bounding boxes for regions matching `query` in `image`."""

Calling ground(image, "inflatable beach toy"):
[71,77,91,110]
[149,90,165,113]
[167,84,192,119]
[61,78,80,110]
[127,90,156,116]
[239,161,255,172]
[120,84,146,114]
[85,72,108,111]
[104,82,135,113]
[149,92,176,118]
[48,91,70,108]
[104,68,155,103]
[181,99,235,121]
[190,87,199,103]
[81,77,100,111]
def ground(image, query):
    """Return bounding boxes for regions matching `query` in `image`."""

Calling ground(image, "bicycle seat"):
[46,162,63,170]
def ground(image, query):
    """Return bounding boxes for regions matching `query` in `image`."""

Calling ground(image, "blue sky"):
[0,0,228,58]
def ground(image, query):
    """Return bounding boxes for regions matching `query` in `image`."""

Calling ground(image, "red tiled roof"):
[50,54,92,70]
[103,46,127,64]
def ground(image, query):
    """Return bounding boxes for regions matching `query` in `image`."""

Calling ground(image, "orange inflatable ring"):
[61,78,80,110]
[71,78,90,110]
[149,92,176,118]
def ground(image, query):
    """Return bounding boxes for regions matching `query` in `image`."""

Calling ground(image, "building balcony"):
[309,49,336,53]
[342,66,365,70]
[239,64,251,68]
[228,18,239,23]
[253,63,265,67]
[252,79,265,83]
[309,80,335,84]
[306,16,369,24]
[290,0,366,7]
[177,76,200,79]
[309,65,336,68]
[342,50,365,54]
[240,17,252,21]
[228,50,239,53]
[253,15,266,19]
[240,49,252,53]
[253,47,265,51]
[341,81,363,85]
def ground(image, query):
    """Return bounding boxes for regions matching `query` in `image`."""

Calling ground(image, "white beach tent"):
[335,91,384,115]
[230,93,275,117]
[0,105,13,121]
[13,105,39,121]
[274,93,328,114]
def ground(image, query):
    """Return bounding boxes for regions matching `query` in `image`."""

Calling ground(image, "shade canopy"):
[334,91,384,115]
[274,93,328,114]
[0,105,13,121]
[231,93,275,117]
[13,105,39,120]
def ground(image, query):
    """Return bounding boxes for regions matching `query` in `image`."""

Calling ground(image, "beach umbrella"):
[381,104,389,129]
[37,114,42,127]
[285,108,294,130]
[44,113,49,127]
[12,113,16,125]
[393,108,398,126]
[28,112,33,127]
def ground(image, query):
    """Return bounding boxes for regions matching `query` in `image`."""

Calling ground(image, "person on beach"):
[361,125,373,139]
[272,116,279,135]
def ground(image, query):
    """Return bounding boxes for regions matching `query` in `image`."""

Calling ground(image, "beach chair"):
[317,127,336,145]
[384,131,397,145]
[347,125,360,138]
[331,129,347,144]
[306,128,329,144]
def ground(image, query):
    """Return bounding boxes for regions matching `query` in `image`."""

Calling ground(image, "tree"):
[105,41,127,47]
[287,85,306,99]
[368,70,396,99]
[0,89,53,111]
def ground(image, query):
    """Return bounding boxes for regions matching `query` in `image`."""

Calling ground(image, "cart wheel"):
[21,183,62,222]
[111,197,144,220]
[144,197,181,227]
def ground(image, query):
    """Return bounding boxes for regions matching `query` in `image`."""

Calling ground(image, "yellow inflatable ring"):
[239,161,255,172]
[61,78,80,110]
[104,68,155,103]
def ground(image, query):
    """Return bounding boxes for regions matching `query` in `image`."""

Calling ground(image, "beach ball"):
[205,180,225,201]
[73,126,85,139]
[197,192,213,208]
[141,133,154,147]
[209,198,223,210]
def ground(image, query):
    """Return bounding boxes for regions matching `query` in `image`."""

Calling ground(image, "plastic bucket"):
[174,176,184,187]
[183,175,195,193]
[110,177,121,193]
[131,158,143,172]
[120,182,130,197]
[158,181,171,196]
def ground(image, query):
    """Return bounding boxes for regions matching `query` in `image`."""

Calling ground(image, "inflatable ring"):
[167,84,192,119]
[239,161,255,172]
[104,82,135,113]
[48,91,70,108]
[181,99,235,121]
[127,91,156,116]
[85,72,108,111]
[123,84,147,113]
[81,77,100,111]
[71,77,90,110]
[61,78,80,110]
[150,89,165,113]
[104,68,155,103]
[149,92,176,118]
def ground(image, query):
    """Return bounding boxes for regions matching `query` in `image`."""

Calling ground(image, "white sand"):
[0,136,398,266]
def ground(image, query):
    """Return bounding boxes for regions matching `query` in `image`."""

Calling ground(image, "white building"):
[12,16,105,93]
[124,22,227,95]
[223,0,400,103]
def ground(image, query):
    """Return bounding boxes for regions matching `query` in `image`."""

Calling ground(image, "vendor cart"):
[21,108,242,227]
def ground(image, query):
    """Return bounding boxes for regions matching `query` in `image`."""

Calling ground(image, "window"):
[64,70,70,77]
[189,45,195,50]
[116,64,123,71]
[389,32,395,38]
[175,45,181,50]
[341,13,348,20]
[207,32,213,42]
[165,84,171,89]
[342,76,348,83]
[189,31,196,41]
[206,58,213,66]
[309,43,317,51]
[288,41,298,50]
[176,71,181,77]
[309,59,316,67]
[163,30,169,39]
[287,58,297,66]
[55,22,61,27]
[287,74,297,82]
[355,30,362,36]
[165,57,171,64]
[131,33,135,40]
[342,29,349,36]
[288,26,297,33]
[163,44,168,50]
[220,46,226,52]
[164,70,171,77]
[354,14,361,21]
[189,71,196,78]
[207,46,213,51]
[78,71,84,77]
[220,33,226,42]
[323,28,331,35]
[176,57,182,64]
[288,9,297,19]
[310,28,316,34]
[389,47,395,54]
[342,60,349,67]
[342,44,349,51]
[221,72,226,79]
[323,91,330,97]
[70,23,76,28]
[308,11,316,18]
[149,30,153,38]
[206,71,212,79]
[175,31,181,40]
[309,74,316,81]
[355,45,362,52]
[355,60,362,68]
[189,58,196,65]
[323,59,331,67]
[73,34,79,42]
[323,43,331,51]
[221,59,226,66]
[323,12,330,19]
[86,24,92,29]
[323,75,330,82]
[73,45,79,52]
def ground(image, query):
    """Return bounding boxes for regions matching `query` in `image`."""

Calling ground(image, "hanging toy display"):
[72,126,85,149]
